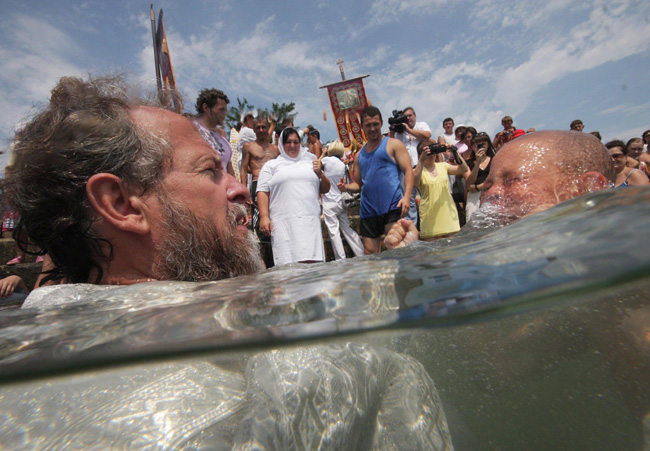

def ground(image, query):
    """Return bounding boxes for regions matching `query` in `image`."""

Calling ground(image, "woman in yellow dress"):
[414,140,469,240]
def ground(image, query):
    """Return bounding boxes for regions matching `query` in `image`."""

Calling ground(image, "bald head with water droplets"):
[481,131,614,219]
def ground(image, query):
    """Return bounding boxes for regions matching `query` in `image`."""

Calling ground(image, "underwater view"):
[1,186,649,449]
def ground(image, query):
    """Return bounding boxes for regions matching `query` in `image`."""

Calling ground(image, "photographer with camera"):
[388,107,431,223]
[494,115,516,151]
[465,132,496,221]
[414,140,468,240]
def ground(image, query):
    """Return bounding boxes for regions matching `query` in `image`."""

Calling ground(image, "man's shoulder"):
[386,136,407,151]
[414,121,431,132]
[242,139,258,150]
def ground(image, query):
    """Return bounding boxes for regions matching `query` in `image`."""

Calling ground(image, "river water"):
[1,187,649,449]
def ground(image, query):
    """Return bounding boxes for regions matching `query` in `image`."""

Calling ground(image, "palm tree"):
[270,102,296,124]
[226,97,255,130]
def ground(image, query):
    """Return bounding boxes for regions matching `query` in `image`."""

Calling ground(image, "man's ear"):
[202,102,209,115]
[86,173,151,235]
[579,171,609,194]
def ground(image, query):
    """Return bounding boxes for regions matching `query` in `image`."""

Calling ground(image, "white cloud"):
[599,103,650,116]
[366,0,450,27]
[493,1,650,116]
[134,13,336,123]
[0,14,85,138]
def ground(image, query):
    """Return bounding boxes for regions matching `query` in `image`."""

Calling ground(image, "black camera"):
[388,110,408,134]
[427,144,453,154]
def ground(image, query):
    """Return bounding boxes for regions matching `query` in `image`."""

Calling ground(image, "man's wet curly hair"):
[5,75,172,284]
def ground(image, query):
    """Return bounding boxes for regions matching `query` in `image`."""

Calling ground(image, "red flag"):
[320,76,370,148]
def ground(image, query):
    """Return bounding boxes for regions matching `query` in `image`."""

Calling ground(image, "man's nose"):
[226,174,250,204]
[480,182,504,205]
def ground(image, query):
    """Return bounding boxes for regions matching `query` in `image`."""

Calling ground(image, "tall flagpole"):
[150,4,162,92]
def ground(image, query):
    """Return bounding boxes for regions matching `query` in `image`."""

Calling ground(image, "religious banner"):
[320,75,370,148]
[151,7,181,112]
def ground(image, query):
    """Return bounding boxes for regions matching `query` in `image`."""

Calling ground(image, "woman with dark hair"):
[606,140,649,188]
[625,138,644,168]
[455,126,477,160]
[625,137,650,179]
[464,132,496,221]
[257,128,330,266]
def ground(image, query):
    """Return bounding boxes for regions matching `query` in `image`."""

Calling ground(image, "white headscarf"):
[278,128,310,162]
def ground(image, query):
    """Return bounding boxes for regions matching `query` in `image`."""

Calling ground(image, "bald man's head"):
[481,131,614,220]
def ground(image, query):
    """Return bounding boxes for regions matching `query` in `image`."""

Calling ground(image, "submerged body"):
[4,187,650,449]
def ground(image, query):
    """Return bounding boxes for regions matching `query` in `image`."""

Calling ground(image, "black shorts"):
[360,209,401,239]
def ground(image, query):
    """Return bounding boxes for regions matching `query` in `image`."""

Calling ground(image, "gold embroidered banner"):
[321,76,370,148]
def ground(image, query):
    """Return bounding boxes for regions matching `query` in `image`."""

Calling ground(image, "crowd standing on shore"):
[0,75,648,305]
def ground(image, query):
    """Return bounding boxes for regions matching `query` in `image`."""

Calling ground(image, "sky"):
[0,0,649,170]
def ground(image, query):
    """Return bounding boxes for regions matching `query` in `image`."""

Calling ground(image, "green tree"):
[270,102,296,124]
[226,97,255,130]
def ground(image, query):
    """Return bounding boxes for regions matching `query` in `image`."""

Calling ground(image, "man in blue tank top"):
[338,106,415,254]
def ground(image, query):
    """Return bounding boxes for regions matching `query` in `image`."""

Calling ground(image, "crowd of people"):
[0,75,648,306]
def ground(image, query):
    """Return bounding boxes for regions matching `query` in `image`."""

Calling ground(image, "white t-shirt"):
[440,132,458,146]
[236,127,257,169]
[322,156,345,204]
[396,121,431,166]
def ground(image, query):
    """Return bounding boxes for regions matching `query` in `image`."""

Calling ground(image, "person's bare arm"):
[34,254,64,288]
[414,151,425,187]
[257,191,272,236]
[447,147,469,176]
[404,124,431,141]
[226,161,235,177]
[240,142,251,184]
[313,159,330,194]
[628,169,650,186]
[338,152,361,192]
[390,139,414,218]
[465,146,486,185]
[626,156,640,168]
[437,135,446,145]
[0,275,27,298]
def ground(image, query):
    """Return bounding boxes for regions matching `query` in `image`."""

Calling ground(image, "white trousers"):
[322,200,364,260]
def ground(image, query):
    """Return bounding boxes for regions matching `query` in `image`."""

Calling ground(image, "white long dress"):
[256,132,325,266]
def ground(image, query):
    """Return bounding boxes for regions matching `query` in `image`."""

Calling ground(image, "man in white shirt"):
[391,107,431,223]
[236,111,257,182]
[437,117,458,146]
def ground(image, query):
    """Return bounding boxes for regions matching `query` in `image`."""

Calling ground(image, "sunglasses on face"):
[611,153,625,159]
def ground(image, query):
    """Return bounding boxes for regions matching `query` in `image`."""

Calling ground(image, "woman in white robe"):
[257,128,330,266]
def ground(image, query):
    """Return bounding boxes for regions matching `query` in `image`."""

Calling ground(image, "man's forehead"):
[130,105,214,163]
[130,105,182,135]
[363,115,381,123]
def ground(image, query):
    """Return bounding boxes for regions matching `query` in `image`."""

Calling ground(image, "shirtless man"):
[308,129,323,159]
[241,117,279,266]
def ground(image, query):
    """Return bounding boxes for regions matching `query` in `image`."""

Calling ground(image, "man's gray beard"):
[153,195,264,282]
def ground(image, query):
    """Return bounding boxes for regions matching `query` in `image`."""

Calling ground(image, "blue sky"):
[1,0,649,170]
